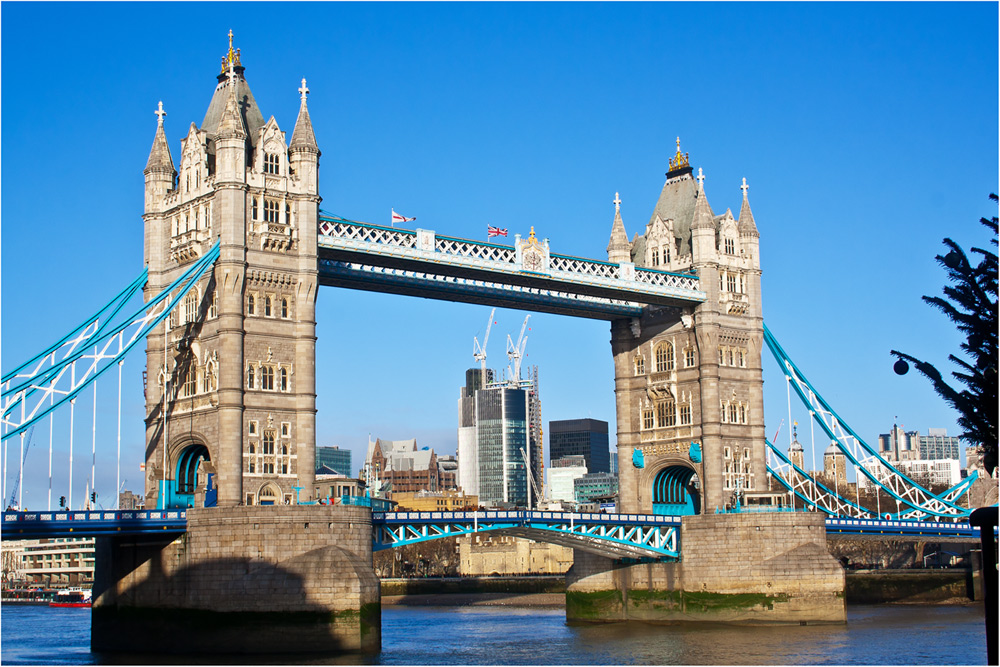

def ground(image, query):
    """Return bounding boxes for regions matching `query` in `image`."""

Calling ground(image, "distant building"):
[458,534,573,576]
[574,472,618,504]
[915,428,961,461]
[547,456,588,503]
[5,538,96,587]
[822,441,848,489]
[549,418,610,473]
[609,449,618,475]
[437,455,459,491]
[118,490,145,510]
[859,458,961,491]
[363,438,452,498]
[457,366,543,508]
[391,489,478,511]
[315,446,352,476]
[314,472,365,501]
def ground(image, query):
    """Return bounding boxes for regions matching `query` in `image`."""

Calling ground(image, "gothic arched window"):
[655,342,674,373]
[263,431,275,455]
[246,365,255,389]
[264,295,272,317]
[281,298,288,318]
[247,293,256,316]
[262,366,274,391]
[634,356,645,376]
[183,291,198,324]
[279,368,288,392]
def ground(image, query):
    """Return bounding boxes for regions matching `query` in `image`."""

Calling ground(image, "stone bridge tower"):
[610,140,767,514]
[142,36,320,508]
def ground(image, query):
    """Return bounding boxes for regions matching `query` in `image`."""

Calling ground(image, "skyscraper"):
[457,367,542,507]
[549,419,610,473]
[315,446,352,476]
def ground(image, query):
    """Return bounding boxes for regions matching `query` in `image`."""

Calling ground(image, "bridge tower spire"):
[143,35,320,509]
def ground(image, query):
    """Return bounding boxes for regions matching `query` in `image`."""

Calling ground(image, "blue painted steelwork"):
[763,324,973,519]
[688,442,702,464]
[2,509,186,539]
[632,449,645,468]
[371,510,682,560]
[2,241,222,440]
[824,517,995,541]
[652,466,699,516]
[765,438,978,520]
[316,214,706,321]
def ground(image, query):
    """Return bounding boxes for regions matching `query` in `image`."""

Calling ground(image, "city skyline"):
[1,3,996,509]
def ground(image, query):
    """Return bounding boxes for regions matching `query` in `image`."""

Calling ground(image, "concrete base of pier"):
[566,512,845,624]
[91,506,380,654]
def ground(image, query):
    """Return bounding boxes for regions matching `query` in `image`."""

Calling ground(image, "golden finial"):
[220,30,243,74]
[529,226,537,241]
[669,136,690,172]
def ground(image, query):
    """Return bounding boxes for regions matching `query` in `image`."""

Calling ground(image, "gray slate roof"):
[201,72,265,148]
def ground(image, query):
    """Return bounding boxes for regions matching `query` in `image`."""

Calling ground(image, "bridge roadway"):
[2,510,989,556]
[316,216,706,320]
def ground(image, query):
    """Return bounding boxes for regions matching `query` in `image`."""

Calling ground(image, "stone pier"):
[566,512,845,624]
[92,506,380,654]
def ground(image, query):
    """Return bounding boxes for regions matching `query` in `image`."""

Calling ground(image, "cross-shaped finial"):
[676,136,681,152]
[155,101,166,125]
[696,167,705,189]
[741,177,749,198]
[228,29,234,51]
[299,78,309,101]
[613,192,621,213]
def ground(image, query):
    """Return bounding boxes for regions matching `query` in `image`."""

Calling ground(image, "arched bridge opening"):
[652,465,701,516]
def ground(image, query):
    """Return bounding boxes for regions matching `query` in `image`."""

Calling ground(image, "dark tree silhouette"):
[891,194,998,478]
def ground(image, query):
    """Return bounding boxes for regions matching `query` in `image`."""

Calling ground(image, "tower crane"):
[506,315,530,386]
[472,308,496,379]
[520,447,542,509]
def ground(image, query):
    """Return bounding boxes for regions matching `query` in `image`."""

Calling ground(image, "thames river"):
[1,603,988,665]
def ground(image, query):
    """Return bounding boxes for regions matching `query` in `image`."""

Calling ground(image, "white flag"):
[391,209,416,226]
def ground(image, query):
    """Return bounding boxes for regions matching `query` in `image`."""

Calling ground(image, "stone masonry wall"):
[567,512,845,624]
[92,506,380,654]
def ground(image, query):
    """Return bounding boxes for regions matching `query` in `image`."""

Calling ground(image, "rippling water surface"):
[1,603,987,665]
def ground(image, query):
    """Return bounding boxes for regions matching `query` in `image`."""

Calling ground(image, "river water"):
[1,603,988,665]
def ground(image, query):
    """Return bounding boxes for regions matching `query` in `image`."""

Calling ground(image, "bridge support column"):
[566,512,845,624]
[92,506,380,655]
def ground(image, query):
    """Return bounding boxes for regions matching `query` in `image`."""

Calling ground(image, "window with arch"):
[281,444,288,456]
[246,365,255,389]
[181,367,196,398]
[208,290,218,319]
[739,348,747,367]
[285,204,291,225]
[264,199,279,224]
[201,365,212,393]
[248,420,258,437]
[281,422,291,438]
[642,408,654,430]
[263,461,275,475]
[739,403,747,424]
[281,298,289,319]
[679,404,692,425]
[685,347,696,368]
[281,460,288,475]
[279,368,288,392]
[169,308,178,329]
[183,291,198,324]
[247,293,256,316]
[718,347,725,364]
[654,342,674,373]
[263,431,275,455]
[728,348,735,366]
[634,356,645,376]
[252,197,259,220]
[261,366,274,391]
[264,153,280,175]
[264,295,272,317]
[728,403,738,423]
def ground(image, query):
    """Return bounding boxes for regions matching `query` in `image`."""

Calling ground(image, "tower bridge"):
[1,36,988,655]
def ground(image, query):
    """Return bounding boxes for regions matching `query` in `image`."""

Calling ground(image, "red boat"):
[49,588,91,608]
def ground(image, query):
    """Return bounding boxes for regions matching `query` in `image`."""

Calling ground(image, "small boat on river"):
[49,588,92,608]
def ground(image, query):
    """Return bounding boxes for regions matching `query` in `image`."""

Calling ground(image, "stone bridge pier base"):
[91,506,380,655]
[566,512,845,624]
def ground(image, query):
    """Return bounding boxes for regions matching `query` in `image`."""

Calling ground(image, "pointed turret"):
[217,64,247,140]
[738,177,759,237]
[607,192,632,264]
[144,101,176,215]
[145,101,175,174]
[690,166,717,265]
[691,167,715,231]
[290,78,319,152]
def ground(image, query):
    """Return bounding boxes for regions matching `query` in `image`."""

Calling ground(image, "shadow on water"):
[2,603,989,665]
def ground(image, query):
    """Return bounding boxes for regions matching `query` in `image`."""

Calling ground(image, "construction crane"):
[8,426,34,509]
[520,447,542,509]
[472,308,496,379]
[506,315,530,386]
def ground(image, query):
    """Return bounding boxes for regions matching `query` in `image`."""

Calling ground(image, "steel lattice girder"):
[372,511,680,560]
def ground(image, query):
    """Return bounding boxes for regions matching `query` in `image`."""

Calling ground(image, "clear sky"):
[2,2,997,510]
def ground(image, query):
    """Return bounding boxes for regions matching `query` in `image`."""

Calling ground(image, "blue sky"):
[2,2,997,509]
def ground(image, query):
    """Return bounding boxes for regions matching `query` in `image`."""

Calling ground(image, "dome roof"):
[824,441,841,456]
[789,438,804,452]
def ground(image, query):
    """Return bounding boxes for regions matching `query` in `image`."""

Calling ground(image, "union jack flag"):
[487,225,508,238]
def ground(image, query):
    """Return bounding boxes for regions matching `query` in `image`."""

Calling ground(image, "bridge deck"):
[317,217,706,320]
